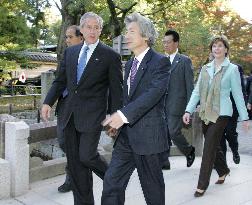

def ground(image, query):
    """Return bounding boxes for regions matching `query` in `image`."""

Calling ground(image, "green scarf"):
[199,64,227,125]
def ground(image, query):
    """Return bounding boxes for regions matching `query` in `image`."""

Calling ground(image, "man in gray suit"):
[163,29,195,169]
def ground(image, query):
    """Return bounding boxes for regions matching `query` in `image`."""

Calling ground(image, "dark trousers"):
[65,115,108,205]
[197,116,230,190]
[167,115,192,156]
[220,115,239,158]
[101,130,165,205]
[57,119,71,185]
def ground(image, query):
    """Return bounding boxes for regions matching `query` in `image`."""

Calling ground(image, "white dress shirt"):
[167,49,178,64]
[78,39,99,65]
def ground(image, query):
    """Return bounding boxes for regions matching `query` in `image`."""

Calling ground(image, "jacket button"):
[75,90,77,94]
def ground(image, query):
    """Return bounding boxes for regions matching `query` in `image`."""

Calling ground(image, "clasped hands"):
[102,112,124,138]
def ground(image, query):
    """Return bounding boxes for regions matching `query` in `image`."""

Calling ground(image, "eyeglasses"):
[162,40,173,44]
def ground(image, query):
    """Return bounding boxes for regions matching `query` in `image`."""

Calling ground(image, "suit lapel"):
[170,53,180,73]
[128,49,152,98]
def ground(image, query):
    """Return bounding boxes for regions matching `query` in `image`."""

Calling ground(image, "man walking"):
[162,29,195,169]
[56,25,83,193]
[41,12,123,205]
[101,12,171,205]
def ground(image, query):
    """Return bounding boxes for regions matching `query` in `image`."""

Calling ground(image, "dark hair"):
[209,35,229,56]
[67,25,83,37]
[164,29,180,42]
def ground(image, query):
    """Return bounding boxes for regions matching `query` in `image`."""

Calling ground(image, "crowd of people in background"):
[41,11,250,205]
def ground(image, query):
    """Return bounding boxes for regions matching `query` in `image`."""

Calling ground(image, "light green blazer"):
[186,58,248,121]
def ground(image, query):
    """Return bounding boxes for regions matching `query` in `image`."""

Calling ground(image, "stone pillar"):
[0,114,18,158]
[0,158,10,199]
[170,112,203,157]
[41,71,55,104]
[191,112,203,156]
[5,121,29,197]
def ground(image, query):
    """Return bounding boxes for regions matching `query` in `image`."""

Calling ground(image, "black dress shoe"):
[194,190,205,197]
[58,183,71,193]
[233,152,240,164]
[162,161,171,170]
[186,146,195,167]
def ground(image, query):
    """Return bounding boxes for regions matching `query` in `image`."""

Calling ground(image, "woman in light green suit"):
[183,35,249,197]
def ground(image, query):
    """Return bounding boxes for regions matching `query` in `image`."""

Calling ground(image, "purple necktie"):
[130,58,139,88]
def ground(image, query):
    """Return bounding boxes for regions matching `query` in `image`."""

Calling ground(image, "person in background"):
[41,12,123,205]
[247,89,252,111]
[246,70,252,119]
[220,63,246,164]
[65,25,83,47]
[56,25,83,193]
[101,12,170,205]
[162,29,195,170]
[183,35,249,197]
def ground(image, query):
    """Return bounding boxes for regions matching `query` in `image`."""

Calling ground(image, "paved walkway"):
[1,152,252,205]
[1,121,251,205]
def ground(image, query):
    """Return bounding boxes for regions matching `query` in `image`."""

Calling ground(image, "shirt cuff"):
[117,110,129,123]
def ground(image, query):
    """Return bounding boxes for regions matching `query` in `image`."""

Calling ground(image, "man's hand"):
[183,112,191,125]
[104,125,118,138]
[242,120,250,132]
[102,112,124,129]
[247,103,251,110]
[41,104,52,121]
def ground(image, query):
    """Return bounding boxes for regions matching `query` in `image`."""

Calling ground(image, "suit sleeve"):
[43,50,67,107]
[184,57,194,103]
[107,52,123,114]
[230,66,248,121]
[120,57,170,125]
[249,90,252,104]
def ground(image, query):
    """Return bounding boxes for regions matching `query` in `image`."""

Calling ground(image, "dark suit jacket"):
[231,64,246,117]
[118,48,171,155]
[165,53,194,116]
[44,42,123,132]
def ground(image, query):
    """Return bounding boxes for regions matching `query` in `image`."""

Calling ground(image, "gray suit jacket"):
[118,48,171,155]
[165,53,194,117]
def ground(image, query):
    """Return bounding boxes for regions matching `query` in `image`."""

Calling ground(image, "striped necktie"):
[129,58,139,88]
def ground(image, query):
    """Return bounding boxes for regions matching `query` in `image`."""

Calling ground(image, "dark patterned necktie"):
[130,58,139,88]
[77,46,89,83]
[167,55,171,65]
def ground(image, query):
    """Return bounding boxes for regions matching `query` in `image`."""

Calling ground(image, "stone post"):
[0,114,19,158]
[191,111,203,156]
[0,158,10,199]
[5,121,29,197]
[41,71,55,105]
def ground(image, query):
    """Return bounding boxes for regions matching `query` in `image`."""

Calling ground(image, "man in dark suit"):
[56,25,83,193]
[220,64,246,164]
[246,70,252,119]
[162,30,195,169]
[41,12,123,205]
[101,12,171,205]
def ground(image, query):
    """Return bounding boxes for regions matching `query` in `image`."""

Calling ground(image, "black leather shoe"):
[58,183,71,193]
[162,160,171,170]
[186,146,195,167]
[233,152,240,164]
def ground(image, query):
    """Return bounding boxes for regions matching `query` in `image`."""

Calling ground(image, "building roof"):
[0,51,57,63]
